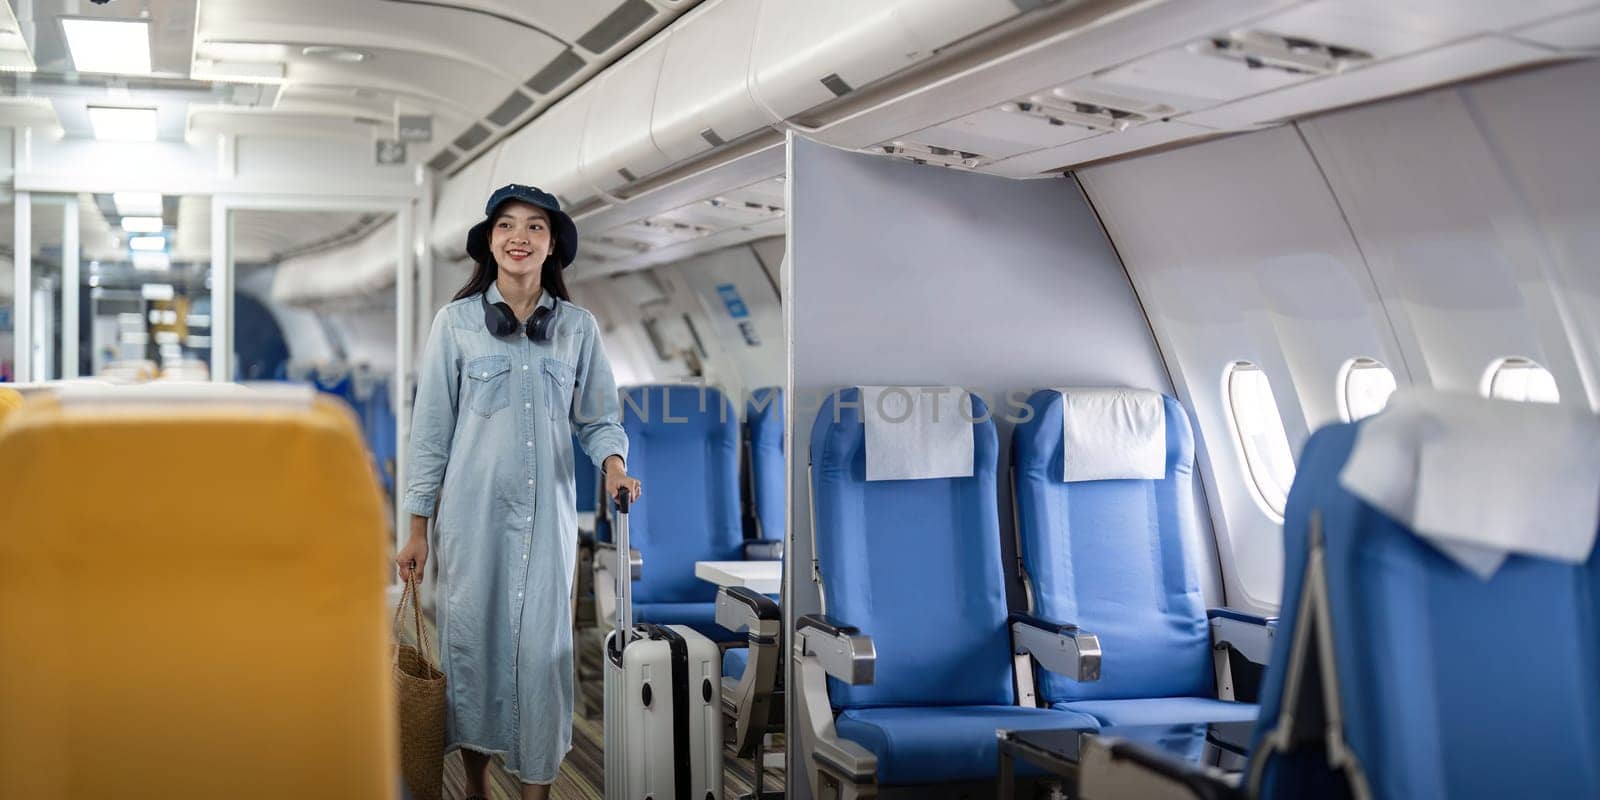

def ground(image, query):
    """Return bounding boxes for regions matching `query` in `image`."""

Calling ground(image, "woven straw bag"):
[394,571,446,800]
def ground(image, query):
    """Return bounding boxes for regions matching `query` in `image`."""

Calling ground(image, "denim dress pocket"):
[465,354,511,418]
[542,358,575,424]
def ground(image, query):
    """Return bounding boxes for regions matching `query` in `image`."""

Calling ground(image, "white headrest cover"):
[1339,388,1600,579]
[860,386,975,482]
[53,382,318,410]
[1057,388,1166,482]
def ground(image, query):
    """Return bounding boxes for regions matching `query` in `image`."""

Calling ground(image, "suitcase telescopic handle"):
[614,486,632,643]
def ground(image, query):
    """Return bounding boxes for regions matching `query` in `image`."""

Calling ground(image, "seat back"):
[1011,390,1211,707]
[1256,421,1600,799]
[0,387,20,424]
[810,387,1013,709]
[621,384,744,604]
[0,388,394,799]
[746,386,785,543]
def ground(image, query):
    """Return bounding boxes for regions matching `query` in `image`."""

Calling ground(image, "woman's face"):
[489,201,554,279]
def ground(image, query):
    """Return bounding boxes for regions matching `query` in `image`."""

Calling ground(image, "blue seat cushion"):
[1055,697,1258,727]
[835,706,1099,785]
[723,647,748,678]
[633,602,742,643]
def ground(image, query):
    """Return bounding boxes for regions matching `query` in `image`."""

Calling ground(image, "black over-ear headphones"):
[481,291,559,343]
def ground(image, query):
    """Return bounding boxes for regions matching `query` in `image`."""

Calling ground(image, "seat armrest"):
[593,542,641,581]
[795,614,875,686]
[1010,613,1101,683]
[1208,607,1275,667]
[1079,735,1242,800]
[742,539,784,561]
[716,586,781,634]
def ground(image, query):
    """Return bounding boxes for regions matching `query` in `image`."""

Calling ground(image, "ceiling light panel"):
[0,2,36,73]
[61,17,152,76]
[88,106,159,141]
[114,192,164,217]
[121,216,165,233]
[128,235,167,252]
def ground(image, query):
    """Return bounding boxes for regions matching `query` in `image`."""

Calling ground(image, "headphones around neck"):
[481,290,558,344]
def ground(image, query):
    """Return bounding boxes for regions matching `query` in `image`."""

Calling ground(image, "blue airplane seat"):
[1247,418,1600,800]
[745,386,785,546]
[722,647,748,679]
[366,379,396,495]
[803,388,1099,788]
[573,432,597,515]
[611,384,745,642]
[1012,389,1259,728]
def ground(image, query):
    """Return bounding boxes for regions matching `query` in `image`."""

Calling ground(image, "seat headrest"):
[622,384,736,431]
[1055,387,1167,482]
[1338,388,1600,578]
[857,386,975,481]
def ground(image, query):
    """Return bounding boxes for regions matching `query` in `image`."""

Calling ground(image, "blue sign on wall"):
[716,283,749,319]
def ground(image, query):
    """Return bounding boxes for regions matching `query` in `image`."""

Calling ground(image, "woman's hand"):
[396,531,429,582]
[603,455,641,505]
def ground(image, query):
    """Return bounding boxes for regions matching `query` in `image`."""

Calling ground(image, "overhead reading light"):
[128,235,166,252]
[114,192,164,217]
[88,106,158,141]
[60,17,152,76]
[121,216,164,233]
[301,45,368,63]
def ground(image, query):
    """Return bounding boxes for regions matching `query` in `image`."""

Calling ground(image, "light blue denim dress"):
[403,284,627,783]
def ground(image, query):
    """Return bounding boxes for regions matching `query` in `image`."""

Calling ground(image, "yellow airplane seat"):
[0,385,397,799]
[0,387,20,424]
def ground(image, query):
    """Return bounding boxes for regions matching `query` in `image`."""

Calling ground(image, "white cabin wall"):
[1079,126,1409,613]
[786,139,1188,773]
[1080,59,1600,613]
[324,307,399,373]
[1300,59,1600,412]
[661,242,785,402]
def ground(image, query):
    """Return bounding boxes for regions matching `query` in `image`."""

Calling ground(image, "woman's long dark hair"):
[453,237,571,304]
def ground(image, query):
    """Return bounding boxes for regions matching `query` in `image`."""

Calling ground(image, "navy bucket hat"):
[465,183,579,268]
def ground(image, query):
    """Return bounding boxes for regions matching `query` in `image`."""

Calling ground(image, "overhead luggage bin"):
[577,34,674,199]
[651,0,779,163]
[493,83,598,211]
[274,219,398,306]
[749,0,1018,128]
[431,145,501,258]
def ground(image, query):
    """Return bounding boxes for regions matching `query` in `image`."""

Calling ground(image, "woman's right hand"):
[396,533,428,582]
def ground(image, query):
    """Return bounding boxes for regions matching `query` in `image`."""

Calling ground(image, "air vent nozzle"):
[1198,31,1372,76]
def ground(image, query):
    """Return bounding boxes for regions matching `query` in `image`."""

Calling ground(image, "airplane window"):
[1484,357,1560,404]
[1225,362,1296,520]
[1338,357,1397,422]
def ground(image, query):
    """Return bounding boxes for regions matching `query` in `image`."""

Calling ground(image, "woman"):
[397,184,640,800]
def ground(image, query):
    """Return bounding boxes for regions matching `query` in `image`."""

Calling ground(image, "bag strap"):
[393,568,435,663]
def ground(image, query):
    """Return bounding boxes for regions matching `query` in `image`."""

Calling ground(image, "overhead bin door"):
[577,34,674,197]
[652,0,779,162]
[431,147,501,257]
[749,0,1018,124]
[493,84,598,211]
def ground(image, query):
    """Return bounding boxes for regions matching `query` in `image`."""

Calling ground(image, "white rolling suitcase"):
[603,489,724,800]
